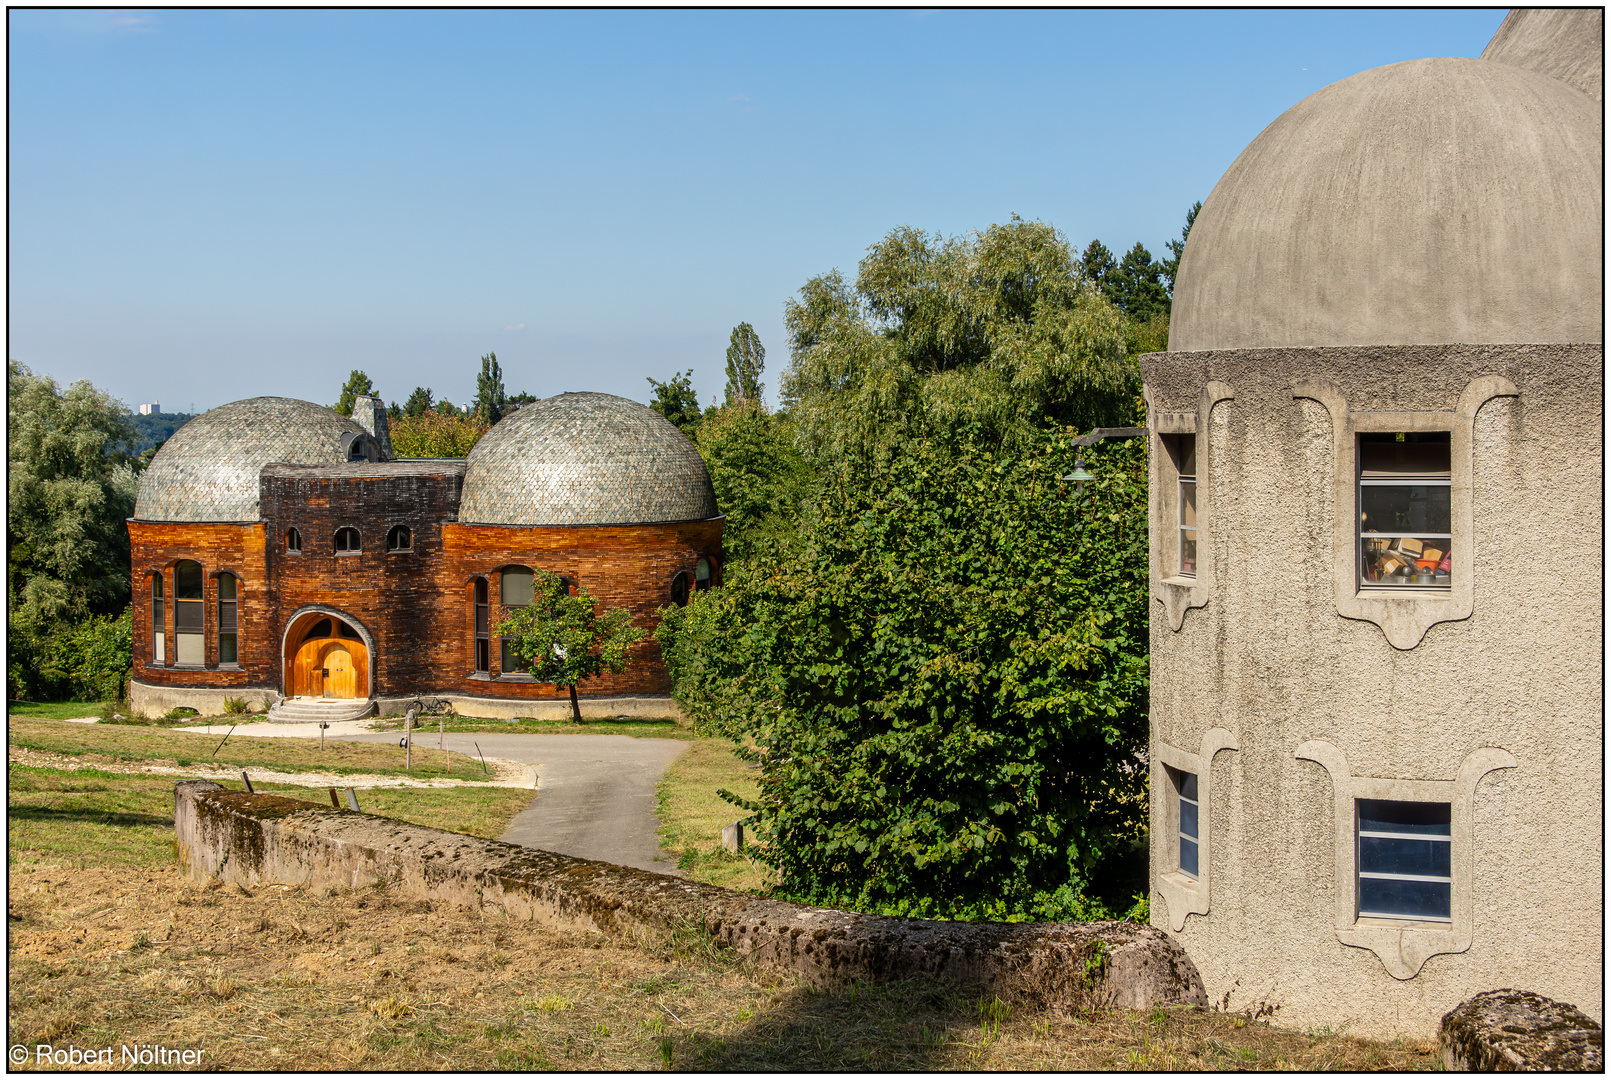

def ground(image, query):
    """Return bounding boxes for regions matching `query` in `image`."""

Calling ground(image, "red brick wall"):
[128,522,269,691]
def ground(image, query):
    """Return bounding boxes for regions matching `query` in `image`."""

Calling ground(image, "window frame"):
[473,577,490,674]
[1355,799,1452,923]
[386,523,413,553]
[1356,432,1451,593]
[286,526,303,554]
[670,570,692,607]
[1152,728,1239,932]
[173,559,206,667]
[1148,382,1232,633]
[334,526,362,554]
[498,565,535,674]
[150,571,166,666]
[216,571,241,668]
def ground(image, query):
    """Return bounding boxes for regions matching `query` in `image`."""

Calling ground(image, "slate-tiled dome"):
[134,397,367,522]
[459,392,718,526]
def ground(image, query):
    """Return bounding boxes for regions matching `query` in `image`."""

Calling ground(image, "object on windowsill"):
[1392,537,1425,558]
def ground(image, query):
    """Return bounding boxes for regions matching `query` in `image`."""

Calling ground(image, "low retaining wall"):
[132,679,281,718]
[175,781,1205,1013]
[376,693,684,722]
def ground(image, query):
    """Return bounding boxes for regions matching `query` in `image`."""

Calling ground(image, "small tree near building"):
[498,572,647,721]
[333,370,376,417]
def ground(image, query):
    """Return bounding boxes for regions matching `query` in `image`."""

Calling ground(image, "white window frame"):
[1355,799,1452,923]
[1356,433,1452,592]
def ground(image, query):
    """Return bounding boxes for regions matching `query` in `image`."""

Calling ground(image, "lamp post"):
[1061,426,1146,494]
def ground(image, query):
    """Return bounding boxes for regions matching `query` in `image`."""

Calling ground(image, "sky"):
[9,8,1506,415]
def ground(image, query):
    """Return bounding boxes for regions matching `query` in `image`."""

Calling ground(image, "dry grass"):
[5,864,1441,1071]
[655,737,771,893]
[9,716,485,781]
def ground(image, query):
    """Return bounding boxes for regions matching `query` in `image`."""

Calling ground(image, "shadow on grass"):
[7,806,173,828]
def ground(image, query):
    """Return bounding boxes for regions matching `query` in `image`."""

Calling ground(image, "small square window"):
[1358,433,1450,589]
[1356,799,1451,922]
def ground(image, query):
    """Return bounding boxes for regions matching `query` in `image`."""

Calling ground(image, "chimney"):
[350,395,394,460]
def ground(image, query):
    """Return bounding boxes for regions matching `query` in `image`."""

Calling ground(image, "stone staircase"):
[266,697,376,724]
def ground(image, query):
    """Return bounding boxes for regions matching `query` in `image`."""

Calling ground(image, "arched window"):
[387,524,412,552]
[150,573,165,665]
[671,571,691,608]
[499,566,534,673]
[334,527,361,553]
[473,578,489,673]
[696,557,713,591]
[217,573,240,665]
[286,527,302,553]
[174,560,204,665]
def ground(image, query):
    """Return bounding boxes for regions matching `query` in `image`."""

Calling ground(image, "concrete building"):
[128,392,722,720]
[1142,10,1601,1036]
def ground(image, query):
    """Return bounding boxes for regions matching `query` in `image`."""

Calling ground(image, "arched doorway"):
[285,613,370,699]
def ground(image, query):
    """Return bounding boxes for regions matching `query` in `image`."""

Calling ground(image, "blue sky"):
[9,8,1504,415]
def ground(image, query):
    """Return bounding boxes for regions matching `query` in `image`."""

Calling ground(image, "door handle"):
[322,669,329,677]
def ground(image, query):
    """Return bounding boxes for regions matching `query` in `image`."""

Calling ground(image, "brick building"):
[128,392,723,719]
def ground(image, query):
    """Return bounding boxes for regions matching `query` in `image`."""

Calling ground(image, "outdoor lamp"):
[1062,452,1096,494]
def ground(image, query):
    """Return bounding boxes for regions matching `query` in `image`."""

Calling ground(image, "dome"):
[134,397,367,522]
[458,392,718,526]
[1169,57,1602,352]
[1482,7,1602,101]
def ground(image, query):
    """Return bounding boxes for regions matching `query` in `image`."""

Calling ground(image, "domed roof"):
[1482,7,1602,101]
[1170,57,1602,352]
[458,392,718,526]
[134,397,367,522]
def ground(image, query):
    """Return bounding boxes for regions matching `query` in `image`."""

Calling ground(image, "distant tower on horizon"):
[139,400,161,416]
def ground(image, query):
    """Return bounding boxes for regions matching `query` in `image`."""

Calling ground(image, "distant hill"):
[127,412,197,457]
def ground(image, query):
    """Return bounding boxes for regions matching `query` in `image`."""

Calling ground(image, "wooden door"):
[320,642,356,699]
[292,637,326,698]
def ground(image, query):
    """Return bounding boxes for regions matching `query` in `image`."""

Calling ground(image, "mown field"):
[6,714,1441,1070]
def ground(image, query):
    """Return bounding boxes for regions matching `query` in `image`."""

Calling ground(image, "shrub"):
[223,696,249,715]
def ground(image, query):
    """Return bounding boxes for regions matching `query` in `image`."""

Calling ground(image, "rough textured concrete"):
[373,694,683,722]
[174,781,1208,1014]
[1169,58,1602,352]
[347,730,687,874]
[1482,8,1603,101]
[1440,989,1603,1071]
[130,677,281,718]
[1142,344,1602,1037]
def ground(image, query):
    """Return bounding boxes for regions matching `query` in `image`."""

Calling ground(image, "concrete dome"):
[458,392,718,526]
[1482,7,1602,102]
[1170,57,1602,352]
[134,397,366,522]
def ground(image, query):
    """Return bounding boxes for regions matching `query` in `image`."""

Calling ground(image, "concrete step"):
[266,698,375,724]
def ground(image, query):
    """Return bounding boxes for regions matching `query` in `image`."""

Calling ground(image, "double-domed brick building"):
[128,392,723,719]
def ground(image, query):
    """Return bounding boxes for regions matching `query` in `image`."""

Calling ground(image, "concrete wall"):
[1141,343,1602,1038]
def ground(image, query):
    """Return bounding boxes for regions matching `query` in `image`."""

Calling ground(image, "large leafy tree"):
[646,370,705,434]
[333,370,375,416]
[694,404,812,562]
[781,216,1136,468]
[723,323,766,406]
[475,352,507,425]
[499,572,647,721]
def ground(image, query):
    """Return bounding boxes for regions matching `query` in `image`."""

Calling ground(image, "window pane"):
[218,602,238,632]
[176,633,204,665]
[152,575,163,598]
[153,632,165,665]
[475,606,488,635]
[1359,434,1450,477]
[502,567,535,606]
[218,574,237,601]
[475,578,488,604]
[176,600,204,632]
[1178,799,1199,840]
[696,557,711,586]
[671,573,690,607]
[1179,478,1197,528]
[175,561,203,599]
[1358,800,1450,835]
[1360,536,1450,585]
[1360,484,1451,535]
[1179,837,1199,877]
[500,639,528,673]
[475,639,488,672]
[1174,434,1196,477]
[1177,770,1198,801]
[1360,836,1451,878]
[1358,876,1450,921]
[1179,531,1197,576]
[219,633,238,665]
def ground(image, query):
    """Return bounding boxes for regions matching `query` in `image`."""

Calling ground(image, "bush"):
[223,696,249,715]
[667,426,1150,922]
[9,608,132,703]
[389,410,490,458]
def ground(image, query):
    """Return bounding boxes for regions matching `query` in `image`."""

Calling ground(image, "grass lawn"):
[372,712,687,740]
[8,700,105,720]
[8,716,486,782]
[656,737,770,893]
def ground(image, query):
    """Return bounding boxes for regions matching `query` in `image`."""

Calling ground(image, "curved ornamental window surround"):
[174,560,204,665]
[150,573,165,665]
[334,527,361,554]
[386,524,412,553]
[286,527,302,553]
[217,573,240,666]
[499,566,535,674]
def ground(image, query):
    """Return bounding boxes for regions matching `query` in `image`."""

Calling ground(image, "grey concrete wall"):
[1141,343,1602,1038]
[377,692,683,721]
[131,678,280,717]
[173,781,1206,1014]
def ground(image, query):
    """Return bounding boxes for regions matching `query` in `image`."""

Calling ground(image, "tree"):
[1080,240,1119,306]
[474,352,507,426]
[403,386,435,417]
[333,370,375,417]
[1161,200,1203,297]
[1112,243,1170,322]
[499,573,647,721]
[508,391,538,408]
[781,216,1136,467]
[659,426,1150,919]
[388,410,490,458]
[693,404,812,562]
[645,370,705,434]
[724,323,766,406]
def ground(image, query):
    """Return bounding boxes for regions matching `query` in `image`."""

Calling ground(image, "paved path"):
[346,731,690,875]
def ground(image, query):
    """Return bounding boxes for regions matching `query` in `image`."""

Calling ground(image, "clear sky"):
[9,8,1505,415]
